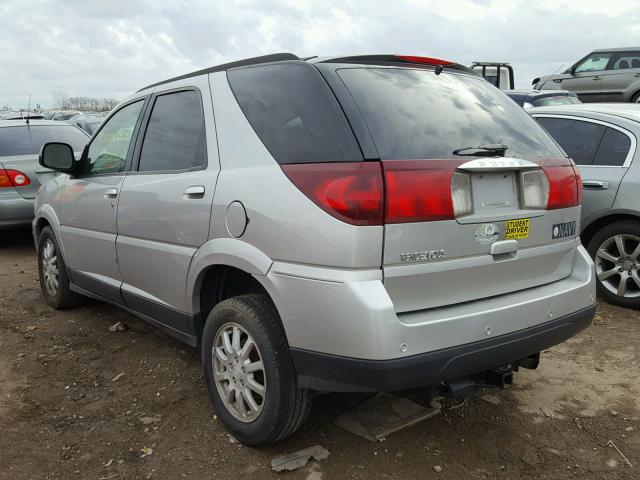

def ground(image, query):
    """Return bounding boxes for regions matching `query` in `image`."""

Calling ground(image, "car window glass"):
[531,95,581,107]
[228,63,363,164]
[337,68,563,160]
[593,128,632,166]
[536,117,605,165]
[0,125,88,156]
[612,53,640,70]
[83,100,144,176]
[138,90,206,172]
[575,53,612,73]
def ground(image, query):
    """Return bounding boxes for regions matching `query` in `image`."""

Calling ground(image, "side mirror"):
[39,142,76,173]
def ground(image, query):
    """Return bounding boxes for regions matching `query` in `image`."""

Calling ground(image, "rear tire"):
[201,294,312,446]
[631,91,640,103]
[37,226,81,309]
[587,220,640,309]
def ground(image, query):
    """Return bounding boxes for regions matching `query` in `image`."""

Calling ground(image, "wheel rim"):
[595,233,640,299]
[41,239,59,297]
[212,322,266,422]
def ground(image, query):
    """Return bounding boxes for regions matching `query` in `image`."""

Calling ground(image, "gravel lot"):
[0,230,638,480]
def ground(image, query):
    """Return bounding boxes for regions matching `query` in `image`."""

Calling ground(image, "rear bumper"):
[291,304,595,392]
[0,193,34,229]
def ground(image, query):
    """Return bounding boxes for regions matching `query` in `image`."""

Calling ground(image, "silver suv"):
[34,53,596,445]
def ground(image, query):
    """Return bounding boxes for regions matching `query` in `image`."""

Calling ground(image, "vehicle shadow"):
[0,229,34,249]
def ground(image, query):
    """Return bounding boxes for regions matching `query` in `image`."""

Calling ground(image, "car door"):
[57,98,147,303]
[535,115,635,223]
[116,79,219,332]
[601,51,640,102]
[562,52,612,102]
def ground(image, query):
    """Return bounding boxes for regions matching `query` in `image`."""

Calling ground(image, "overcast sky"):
[1,0,639,109]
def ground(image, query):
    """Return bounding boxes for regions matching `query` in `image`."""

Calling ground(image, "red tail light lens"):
[395,55,454,66]
[543,162,580,210]
[281,162,384,226]
[0,169,30,188]
[383,160,461,223]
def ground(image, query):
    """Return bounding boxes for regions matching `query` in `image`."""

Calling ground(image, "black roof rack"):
[138,52,299,92]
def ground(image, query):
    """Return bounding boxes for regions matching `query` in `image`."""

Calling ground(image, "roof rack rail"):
[138,52,300,92]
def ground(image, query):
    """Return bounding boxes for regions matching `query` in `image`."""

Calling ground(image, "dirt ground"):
[0,230,638,480]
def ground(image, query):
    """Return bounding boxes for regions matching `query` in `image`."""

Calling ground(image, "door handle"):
[582,180,609,190]
[592,76,601,80]
[104,187,118,198]
[634,73,640,77]
[553,78,562,83]
[183,185,205,198]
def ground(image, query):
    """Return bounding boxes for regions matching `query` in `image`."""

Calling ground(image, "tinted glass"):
[228,63,362,164]
[593,128,631,166]
[0,125,88,156]
[531,95,581,107]
[337,68,563,160]
[84,100,143,176]
[536,117,605,165]
[138,90,206,172]
[575,53,611,73]
[612,53,640,70]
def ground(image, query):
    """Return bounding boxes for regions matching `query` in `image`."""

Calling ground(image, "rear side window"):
[228,63,362,164]
[0,125,88,156]
[593,128,632,166]
[337,68,564,160]
[535,117,605,165]
[138,90,206,172]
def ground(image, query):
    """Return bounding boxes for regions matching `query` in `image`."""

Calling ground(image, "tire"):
[37,226,81,309]
[587,220,640,309]
[631,91,640,103]
[201,294,312,446]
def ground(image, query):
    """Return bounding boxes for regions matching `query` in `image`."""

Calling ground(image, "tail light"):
[521,169,549,209]
[0,169,31,188]
[451,172,473,217]
[543,163,580,210]
[281,162,384,226]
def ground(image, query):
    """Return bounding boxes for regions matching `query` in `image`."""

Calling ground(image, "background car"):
[0,111,46,120]
[67,113,107,135]
[51,110,82,121]
[533,47,640,103]
[506,89,581,109]
[530,104,640,308]
[0,120,89,229]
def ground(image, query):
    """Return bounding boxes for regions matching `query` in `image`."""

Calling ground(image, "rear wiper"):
[452,144,508,157]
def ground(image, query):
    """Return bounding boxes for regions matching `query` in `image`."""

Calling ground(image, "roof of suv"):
[139,52,479,92]
[593,47,640,53]
[529,103,640,123]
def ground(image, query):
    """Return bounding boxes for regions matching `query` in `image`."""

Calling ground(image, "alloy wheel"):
[41,239,59,297]
[595,234,640,298]
[212,322,266,422]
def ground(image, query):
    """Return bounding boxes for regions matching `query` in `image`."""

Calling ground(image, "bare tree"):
[50,92,118,112]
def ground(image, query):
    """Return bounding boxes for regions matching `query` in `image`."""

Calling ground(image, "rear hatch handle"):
[490,239,518,256]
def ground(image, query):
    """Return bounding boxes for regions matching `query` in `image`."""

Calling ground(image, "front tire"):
[37,226,81,309]
[587,220,640,309]
[201,294,312,446]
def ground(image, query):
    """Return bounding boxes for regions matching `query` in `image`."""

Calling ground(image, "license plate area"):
[470,172,518,215]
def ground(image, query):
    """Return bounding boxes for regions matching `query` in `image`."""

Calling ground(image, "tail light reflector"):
[0,168,31,188]
[450,172,473,217]
[281,162,384,226]
[383,160,458,223]
[521,169,549,209]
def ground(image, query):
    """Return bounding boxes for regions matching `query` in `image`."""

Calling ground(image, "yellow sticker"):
[505,218,530,240]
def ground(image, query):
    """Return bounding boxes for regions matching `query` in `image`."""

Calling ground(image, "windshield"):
[0,125,88,156]
[337,67,564,160]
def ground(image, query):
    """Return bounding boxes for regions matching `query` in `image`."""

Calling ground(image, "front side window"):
[83,100,144,176]
[574,53,612,73]
[593,128,632,166]
[337,67,564,160]
[138,90,206,172]
[536,117,605,165]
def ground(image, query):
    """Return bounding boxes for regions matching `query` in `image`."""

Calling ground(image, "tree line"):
[52,91,118,112]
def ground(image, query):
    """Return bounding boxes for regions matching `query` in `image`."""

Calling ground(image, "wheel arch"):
[581,210,640,249]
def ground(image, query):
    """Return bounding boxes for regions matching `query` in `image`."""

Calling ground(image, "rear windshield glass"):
[0,125,88,156]
[532,95,581,107]
[228,63,363,164]
[337,68,564,160]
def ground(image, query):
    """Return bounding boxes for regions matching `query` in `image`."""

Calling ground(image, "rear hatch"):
[333,62,582,313]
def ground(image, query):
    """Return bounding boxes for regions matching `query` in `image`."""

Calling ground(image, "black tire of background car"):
[201,294,312,446]
[37,226,82,309]
[587,220,640,309]
[631,91,640,103]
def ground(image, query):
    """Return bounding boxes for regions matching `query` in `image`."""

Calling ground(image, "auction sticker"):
[505,218,530,240]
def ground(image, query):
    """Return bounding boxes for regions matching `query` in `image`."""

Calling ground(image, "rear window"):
[0,125,88,156]
[228,63,363,164]
[532,95,581,107]
[337,68,564,160]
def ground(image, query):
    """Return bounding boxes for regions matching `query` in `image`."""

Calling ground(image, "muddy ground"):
[0,230,638,480]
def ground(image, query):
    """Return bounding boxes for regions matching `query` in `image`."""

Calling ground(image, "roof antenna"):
[26,93,31,125]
